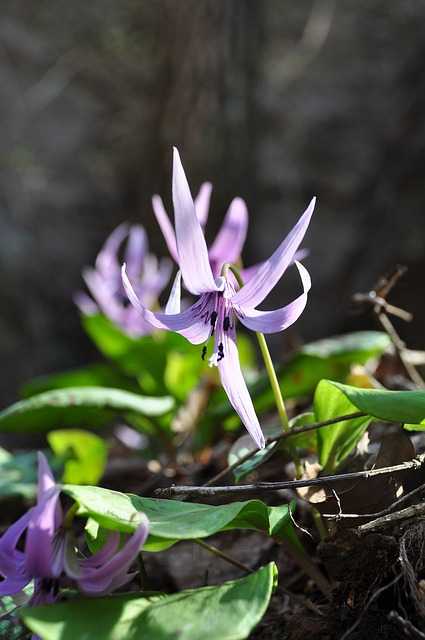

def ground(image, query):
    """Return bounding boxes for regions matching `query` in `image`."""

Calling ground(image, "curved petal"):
[152,195,179,263]
[209,197,248,268]
[75,517,149,595]
[218,326,265,450]
[237,262,311,333]
[194,182,213,229]
[122,265,213,344]
[0,574,30,596]
[172,148,218,295]
[0,509,33,579]
[95,223,129,277]
[232,198,315,308]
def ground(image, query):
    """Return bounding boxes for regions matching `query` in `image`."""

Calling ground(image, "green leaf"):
[324,381,425,427]
[61,485,292,549]
[82,314,197,394]
[228,432,280,482]
[0,448,40,500]
[131,496,292,550]
[0,584,34,640]
[314,380,372,472]
[20,564,275,640]
[20,363,141,398]
[0,387,174,433]
[47,429,108,484]
[62,485,142,533]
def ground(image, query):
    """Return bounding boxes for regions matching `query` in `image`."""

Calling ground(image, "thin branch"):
[155,453,425,498]
[323,481,425,522]
[203,411,365,487]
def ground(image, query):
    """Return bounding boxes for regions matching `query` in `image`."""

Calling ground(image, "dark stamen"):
[210,311,218,327]
[201,346,207,361]
[217,343,224,361]
[223,316,230,331]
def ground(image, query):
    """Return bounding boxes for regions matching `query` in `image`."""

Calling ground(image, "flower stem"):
[256,331,303,478]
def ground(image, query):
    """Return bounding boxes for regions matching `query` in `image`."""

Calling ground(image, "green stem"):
[256,331,303,477]
[192,538,255,575]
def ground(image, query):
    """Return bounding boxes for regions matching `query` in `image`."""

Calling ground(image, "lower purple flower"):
[0,453,149,609]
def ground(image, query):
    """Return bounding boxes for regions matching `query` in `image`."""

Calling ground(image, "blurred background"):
[1,0,424,406]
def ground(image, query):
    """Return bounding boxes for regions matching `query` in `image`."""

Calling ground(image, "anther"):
[210,311,218,327]
[223,316,230,331]
[201,346,207,361]
[217,343,224,361]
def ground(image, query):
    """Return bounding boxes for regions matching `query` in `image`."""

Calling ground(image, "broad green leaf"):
[62,485,142,533]
[314,380,372,472]
[47,429,108,485]
[21,363,141,398]
[61,485,293,549]
[131,496,292,550]
[325,381,425,427]
[20,563,275,640]
[0,387,174,432]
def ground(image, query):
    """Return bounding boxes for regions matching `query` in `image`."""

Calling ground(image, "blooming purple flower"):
[75,223,172,337]
[0,453,149,610]
[122,148,315,450]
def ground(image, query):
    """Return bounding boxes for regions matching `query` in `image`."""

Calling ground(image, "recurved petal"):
[218,327,265,450]
[75,516,149,595]
[209,197,248,267]
[122,265,212,344]
[152,195,179,263]
[172,148,218,295]
[237,261,311,333]
[95,223,130,277]
[232,198,315,309]
[0,509,33,579]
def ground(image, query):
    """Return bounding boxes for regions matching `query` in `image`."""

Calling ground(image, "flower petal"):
[152,195,179,263]
[194,182,213,229]
[0,509,33,581]
[232,198,315,308]
[209,197,248,269]
[95,223,130,277]
[218,326,265,449]
[125,225,147,278]
[172,148,218,295]
[122,265,212,344]
[25,487,63,579]
[237,261,311,333]
[165,270,182,314]
[37,452,57,499]
[74,516,149,596]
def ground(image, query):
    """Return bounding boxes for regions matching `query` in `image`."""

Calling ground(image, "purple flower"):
[75,223,172,337]
[0,453,149,609]
[122,148,315,450]
[153,181,249,279]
